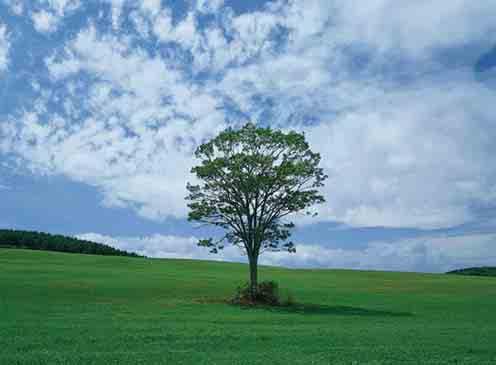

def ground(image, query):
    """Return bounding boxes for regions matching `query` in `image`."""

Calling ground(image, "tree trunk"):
[248,254,258,300]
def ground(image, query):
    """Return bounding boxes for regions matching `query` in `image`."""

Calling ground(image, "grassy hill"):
[1,249,496,364]
[447,267,496,277]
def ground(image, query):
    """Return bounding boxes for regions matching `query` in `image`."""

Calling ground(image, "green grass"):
[1,249,496,365]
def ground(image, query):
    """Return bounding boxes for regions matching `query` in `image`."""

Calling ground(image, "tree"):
[186,123,327,299]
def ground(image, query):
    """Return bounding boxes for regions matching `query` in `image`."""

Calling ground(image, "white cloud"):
[27,0,81,33]
[3,25,226,220]
[153,9,198,48]
[264,233,496,273]
[214,0,496,119]
[331,0,496,58]
[77,231,496,273]
[32,10,59,33]
[4,0,23,15]
[0,24,9,71]
[130,10,150,38]
[47,0,80,15]
[196,0,224,14]
[302,72,496,229]
[108,0,125,30]
[3,1,496,231]
[192,7,283,73]
[0,183,10,190]
[76,232,245,262]
[209,1,496,229]
[139,0,161,15]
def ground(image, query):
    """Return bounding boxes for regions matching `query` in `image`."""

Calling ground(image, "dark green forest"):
[447,267,496,277]
[0,229,141,257]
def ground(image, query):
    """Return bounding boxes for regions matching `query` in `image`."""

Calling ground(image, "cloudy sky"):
[1,0,496,272]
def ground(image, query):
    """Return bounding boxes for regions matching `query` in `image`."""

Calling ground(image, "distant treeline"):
[0,229,141,257]
[447,267,496,277]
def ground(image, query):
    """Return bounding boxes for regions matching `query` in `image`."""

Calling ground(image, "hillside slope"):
[1,249,496,365]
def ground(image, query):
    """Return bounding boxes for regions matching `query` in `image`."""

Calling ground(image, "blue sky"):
[1,0,496,272]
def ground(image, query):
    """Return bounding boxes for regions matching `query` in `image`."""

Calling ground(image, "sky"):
[1,0,496,272]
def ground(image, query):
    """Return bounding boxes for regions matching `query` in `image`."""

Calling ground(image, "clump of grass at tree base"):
[230,280,295,307]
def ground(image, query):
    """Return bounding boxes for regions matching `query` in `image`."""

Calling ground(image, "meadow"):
[1,248,496,364]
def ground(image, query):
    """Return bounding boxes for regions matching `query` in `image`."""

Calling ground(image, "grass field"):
[1,249,496,365]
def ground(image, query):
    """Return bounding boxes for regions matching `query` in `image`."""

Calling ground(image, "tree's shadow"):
[256,303,413,317]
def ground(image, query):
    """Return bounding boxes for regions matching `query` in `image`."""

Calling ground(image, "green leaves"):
[186,122,327,258]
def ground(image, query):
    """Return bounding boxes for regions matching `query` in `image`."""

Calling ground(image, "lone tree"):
[186,123,327,299]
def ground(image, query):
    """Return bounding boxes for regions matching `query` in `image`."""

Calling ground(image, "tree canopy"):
[186,123,327,297]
